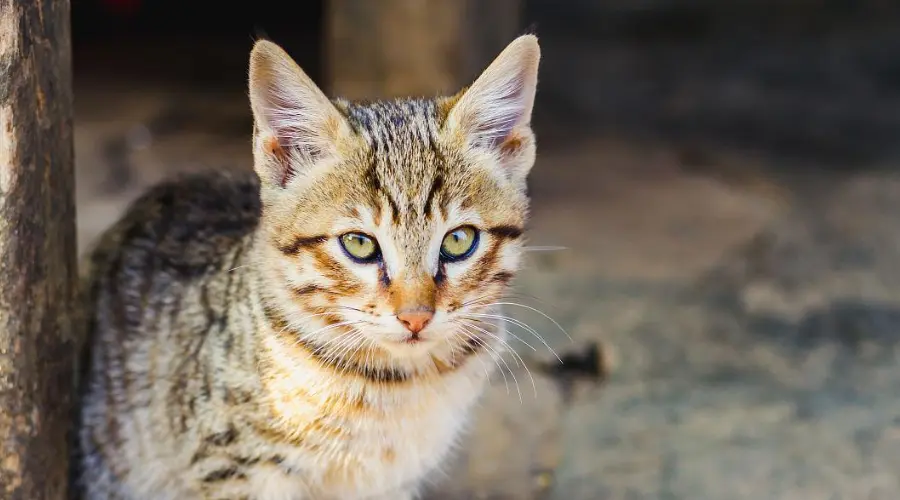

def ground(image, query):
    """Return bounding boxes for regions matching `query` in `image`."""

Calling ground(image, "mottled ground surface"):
[73,26,900,499]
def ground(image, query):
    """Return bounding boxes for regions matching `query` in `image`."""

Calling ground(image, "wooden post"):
[0,0,78,498]
[325,0,523,100]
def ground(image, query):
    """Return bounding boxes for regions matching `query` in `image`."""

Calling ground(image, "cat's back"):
[84,170,261,280]
[79,168,262,378]
[75,170,264,499]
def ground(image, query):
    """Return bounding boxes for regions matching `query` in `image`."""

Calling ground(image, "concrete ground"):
[73,39,900,500]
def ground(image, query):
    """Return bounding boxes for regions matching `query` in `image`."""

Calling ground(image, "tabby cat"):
[74,34,541,499]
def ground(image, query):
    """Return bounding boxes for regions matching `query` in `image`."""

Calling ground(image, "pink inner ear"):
[482,109,522,150]
[465,72,531,151]
[262,86,307,149]
[260,135,295,188]
[258,85,328,185]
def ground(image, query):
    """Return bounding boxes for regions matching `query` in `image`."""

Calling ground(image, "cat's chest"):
[246,383,480,499]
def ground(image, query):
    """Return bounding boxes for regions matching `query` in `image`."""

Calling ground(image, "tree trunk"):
[0,0,78,498]
[325,0,523,100]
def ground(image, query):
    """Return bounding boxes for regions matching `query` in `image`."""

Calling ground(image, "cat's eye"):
[440,226,479,262]
[340,233,380,262]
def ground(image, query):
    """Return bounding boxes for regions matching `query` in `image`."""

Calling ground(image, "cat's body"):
[75,172,487,499]
[74,36,541,500]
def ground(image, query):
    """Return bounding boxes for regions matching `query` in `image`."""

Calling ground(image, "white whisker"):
[321,327,364,358]
[457,319,537,398]
[470,318,537,353]
[499,291,557,309]
[293,321,360,346]
[456,324,522,403]
[475,301,572,341]
[461,312,562,363]
[321,330,363,370]
[448,336,491,382]
[455,327,510,395]
[333,333,369,375]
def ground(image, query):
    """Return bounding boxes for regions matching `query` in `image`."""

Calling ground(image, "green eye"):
[340,233,380,262]
[440,226,479,261]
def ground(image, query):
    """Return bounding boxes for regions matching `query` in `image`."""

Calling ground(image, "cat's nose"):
[397,310,434,334]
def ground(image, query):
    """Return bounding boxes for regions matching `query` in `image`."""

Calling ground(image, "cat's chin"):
[379,336,437,356]
[371,334,458,362]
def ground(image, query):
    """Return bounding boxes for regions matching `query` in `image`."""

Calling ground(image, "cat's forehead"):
[311,97,519,239]
[340,98,441,139]
[338,98,462,220]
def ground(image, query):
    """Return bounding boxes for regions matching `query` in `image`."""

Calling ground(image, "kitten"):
[74,34,541,500]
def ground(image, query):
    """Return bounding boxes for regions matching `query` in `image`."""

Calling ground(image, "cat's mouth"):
[403,333,423,344]
[384,331,437,351]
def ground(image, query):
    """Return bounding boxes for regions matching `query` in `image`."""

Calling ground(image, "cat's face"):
[249,37,539,364]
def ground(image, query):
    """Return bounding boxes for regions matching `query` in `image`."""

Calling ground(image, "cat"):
[73,34,541,500]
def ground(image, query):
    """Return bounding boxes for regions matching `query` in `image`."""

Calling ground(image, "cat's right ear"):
[443,34,541,183]
[248,40,352,188]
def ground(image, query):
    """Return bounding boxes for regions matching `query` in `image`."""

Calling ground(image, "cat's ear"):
[248,40,352,188]
[444,35,540,179]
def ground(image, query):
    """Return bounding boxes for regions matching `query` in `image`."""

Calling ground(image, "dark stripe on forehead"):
[344,102,376,127]
[278,235,327,255]
[345,99,437,138]
[424,174,444,218]
[488,225,524,240]
[364,152,401,224]
[424,132,450,218]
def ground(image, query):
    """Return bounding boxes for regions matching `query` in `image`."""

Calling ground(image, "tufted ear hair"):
[248,40,353,188]
[444,35,540,180]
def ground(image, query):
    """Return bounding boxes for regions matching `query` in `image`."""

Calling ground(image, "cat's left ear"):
[248,40,353,189]
[444,34,541,181]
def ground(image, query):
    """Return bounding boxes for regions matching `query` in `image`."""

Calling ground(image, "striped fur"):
[74,35,541,500]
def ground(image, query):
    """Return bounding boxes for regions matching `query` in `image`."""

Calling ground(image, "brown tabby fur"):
[73,35,541,499]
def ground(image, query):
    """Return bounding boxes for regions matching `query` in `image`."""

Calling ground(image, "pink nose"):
[397,310,434,334]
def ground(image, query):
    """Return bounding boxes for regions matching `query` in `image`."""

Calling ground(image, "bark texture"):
[0,0,78,498]
[325,0,523,99]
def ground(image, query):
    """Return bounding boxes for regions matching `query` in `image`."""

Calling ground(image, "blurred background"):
[72,1,900,498]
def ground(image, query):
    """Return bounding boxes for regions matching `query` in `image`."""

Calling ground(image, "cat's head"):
[248,36,540,369]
